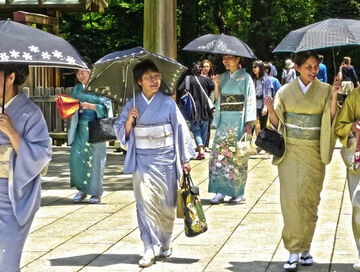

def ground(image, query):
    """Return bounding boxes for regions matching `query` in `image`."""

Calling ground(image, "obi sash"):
[220,94,244,111]
[134,123,174,149]
[285,112,322,140]
[0,145,13,178]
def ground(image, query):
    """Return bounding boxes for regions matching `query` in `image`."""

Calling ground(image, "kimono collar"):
[229,69,242,78]
[141,92,156,105]
[0,94,18,111]
[297,77,313,94]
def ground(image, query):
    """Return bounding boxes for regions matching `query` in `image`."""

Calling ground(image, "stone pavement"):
[20,146,357,272]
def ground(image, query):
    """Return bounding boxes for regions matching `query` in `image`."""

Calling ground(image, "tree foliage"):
[59,0,360,76]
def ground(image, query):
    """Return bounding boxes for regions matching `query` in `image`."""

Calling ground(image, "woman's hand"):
[182,162,191,174]
[351,120,360,134]
[0,111,21,152]
[332,76,342,99]
[80,102,96,111]
[264,96,274,113]
[127,107,138,124]
[0,111,16,136]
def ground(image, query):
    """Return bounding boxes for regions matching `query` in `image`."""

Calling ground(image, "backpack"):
[179,76,197,121]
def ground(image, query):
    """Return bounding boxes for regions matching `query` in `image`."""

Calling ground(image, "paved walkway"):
[21,146,357,272]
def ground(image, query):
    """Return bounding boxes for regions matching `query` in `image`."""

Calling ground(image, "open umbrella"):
[0,20,87,69]
[183,34,256,59]
[273,19,360,53]
[0,20,88,112]
[273,18,360,76]
[84,46,187,105]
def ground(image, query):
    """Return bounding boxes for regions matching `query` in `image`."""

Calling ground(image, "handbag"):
[237,132,258,157]
[181,172,208,237]
[55,94,80,120]
[340,132,360,173]
[255,127,285,157]
[88,117,117,143]
[194,76,215,110]
[179,76,197,121]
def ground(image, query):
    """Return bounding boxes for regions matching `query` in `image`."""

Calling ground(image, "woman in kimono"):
[335,87,360,271]
[0,63,52,271]
[114,59,195,268]
[208,54,256,204]
[264,51,340,271]
[69,67,112,204]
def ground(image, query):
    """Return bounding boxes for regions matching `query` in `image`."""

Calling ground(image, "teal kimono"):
[68,84,112,196]
[208,69,257,197]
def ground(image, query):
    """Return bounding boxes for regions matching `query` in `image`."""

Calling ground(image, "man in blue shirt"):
[317,54,328,83]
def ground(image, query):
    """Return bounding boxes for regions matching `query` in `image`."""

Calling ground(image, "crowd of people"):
[1,50,360,272]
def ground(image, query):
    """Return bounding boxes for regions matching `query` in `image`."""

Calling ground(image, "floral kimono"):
[209,69,256,197]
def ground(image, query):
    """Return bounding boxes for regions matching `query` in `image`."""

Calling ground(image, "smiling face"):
[76,69,90,85]
[222,55,240,72]
[295,56,319,85]
[137,70,161,98]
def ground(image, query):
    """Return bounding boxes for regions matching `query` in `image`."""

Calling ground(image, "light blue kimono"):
[68,84,112,197]
[114,91,195,250]
[209,69,256,197]
[0,93,52,272]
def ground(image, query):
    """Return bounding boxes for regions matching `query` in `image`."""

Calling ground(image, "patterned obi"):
[285,112,322,140]
[0,145,12,178]
[134,123,174,149]
[220,94,245,111]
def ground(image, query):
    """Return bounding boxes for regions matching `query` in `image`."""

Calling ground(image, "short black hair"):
[133,59,159,84]
[192,62,202,76]
[0,63,29,86]
[294,51,320,67]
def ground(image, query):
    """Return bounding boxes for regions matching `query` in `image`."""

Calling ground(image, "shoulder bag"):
[194,76,214,110]
[340,131,360,174]
[88,117,117,143]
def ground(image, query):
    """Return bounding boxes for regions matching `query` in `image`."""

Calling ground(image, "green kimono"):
[273,78,336,253]
[335,87,360,254]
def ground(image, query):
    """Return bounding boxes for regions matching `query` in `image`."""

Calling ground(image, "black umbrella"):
[0,20,88,112]
[84,46,187,105]
[0,20,87,69]
[183,34,256,59]
[273,18,360,76]
[273,19,360,53]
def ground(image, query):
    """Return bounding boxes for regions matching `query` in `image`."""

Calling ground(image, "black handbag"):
[88,117,117,143]
[181,172,208,237]
[255,127,285,157]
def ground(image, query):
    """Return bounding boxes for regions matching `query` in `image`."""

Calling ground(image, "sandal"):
[138,256,155,268]
[300,255,313,266]
[283,260,298,271]
[159,246,173,258]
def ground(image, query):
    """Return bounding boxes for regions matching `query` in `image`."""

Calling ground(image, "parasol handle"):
[1,74,6,114]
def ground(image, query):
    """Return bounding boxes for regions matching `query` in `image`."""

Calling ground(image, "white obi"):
[134,123,174,149]
[0,145,13,178]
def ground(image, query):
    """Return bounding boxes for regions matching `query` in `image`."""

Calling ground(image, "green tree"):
[60,0,143,63]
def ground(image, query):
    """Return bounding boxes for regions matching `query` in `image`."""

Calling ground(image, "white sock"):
[144,247,154,258]
[289,253,299,263]
[301,250,310,258]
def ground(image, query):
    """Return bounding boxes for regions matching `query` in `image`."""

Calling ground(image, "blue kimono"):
[114,91,195,250]
[68,84,112,197]
[209,69,256,197]
[0,93,52,272]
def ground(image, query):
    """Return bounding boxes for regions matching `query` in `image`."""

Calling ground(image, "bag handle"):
[194,76,211,101]
[185,75,191,91]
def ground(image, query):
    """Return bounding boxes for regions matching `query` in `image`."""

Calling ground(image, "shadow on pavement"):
[49,253,199,266]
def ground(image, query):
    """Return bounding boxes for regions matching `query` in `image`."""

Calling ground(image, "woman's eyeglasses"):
[252,66,258,69]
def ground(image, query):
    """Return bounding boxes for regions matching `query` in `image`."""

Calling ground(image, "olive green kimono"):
[272,78,336,253]
[335,87,360,255]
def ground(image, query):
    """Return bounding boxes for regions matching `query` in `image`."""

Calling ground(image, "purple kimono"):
[0,93,52,272]
[114,91,195,251]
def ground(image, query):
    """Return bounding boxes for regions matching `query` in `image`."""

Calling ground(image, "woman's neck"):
[0,87,16,106]
[229,67,239,74]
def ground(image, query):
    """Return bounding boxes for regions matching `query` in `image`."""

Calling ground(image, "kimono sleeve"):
[245,76,257,123]
[10,106,52,226]
[170,102,196,165]
[335,89,357,147]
